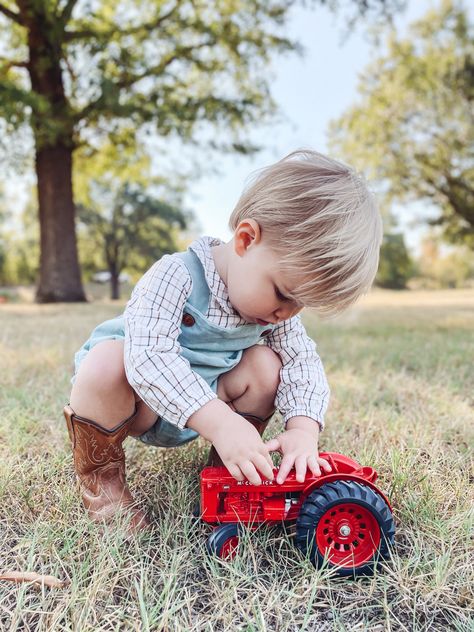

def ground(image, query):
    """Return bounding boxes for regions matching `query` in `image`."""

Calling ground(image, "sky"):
[181,0,439,254]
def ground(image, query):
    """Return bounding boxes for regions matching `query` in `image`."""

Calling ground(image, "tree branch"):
[64,0,182,43]
[0,56,28,70]
[0,2,23,25]
[72,39,215,124]
[60,0,78,25]
[115,40,215,89]
[63,27,99,42]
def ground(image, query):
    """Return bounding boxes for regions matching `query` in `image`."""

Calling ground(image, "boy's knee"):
[73,340,130,396]
[245,345,282,397]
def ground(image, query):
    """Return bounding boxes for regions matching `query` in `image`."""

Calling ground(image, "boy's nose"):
[274,304,301,322]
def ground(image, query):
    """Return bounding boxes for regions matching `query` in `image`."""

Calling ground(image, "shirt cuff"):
[282,409,325,432]
[180,391,218,430]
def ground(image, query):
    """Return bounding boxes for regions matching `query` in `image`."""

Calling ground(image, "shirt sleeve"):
[123,255,217,429]
[263,315,330,431]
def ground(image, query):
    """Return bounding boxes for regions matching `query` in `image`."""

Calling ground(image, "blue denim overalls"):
[72,248,276,447]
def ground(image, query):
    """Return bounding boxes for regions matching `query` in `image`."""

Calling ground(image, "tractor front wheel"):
[206,524,242,560]
[295,480,395,577]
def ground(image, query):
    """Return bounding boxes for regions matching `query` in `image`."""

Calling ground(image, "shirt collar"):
[188,236,236,315]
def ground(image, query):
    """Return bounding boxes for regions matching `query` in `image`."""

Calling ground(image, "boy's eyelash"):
[275,287,289,301]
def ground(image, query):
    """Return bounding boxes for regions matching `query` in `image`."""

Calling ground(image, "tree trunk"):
[20,0,86,303]
[106,228,121,300]
[35,143,86,302]
[110,272,121,301]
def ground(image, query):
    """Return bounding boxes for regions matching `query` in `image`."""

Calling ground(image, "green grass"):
[0,289,473,631]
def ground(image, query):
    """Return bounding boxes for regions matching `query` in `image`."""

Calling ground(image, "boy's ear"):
[234,219,261,256]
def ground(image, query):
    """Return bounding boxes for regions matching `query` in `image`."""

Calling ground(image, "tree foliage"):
[0,194,39,286]
[329,0,474,247]
[415,235,474,288]
[0,0,405,301]
[0,0,405,157]
[376,232,414,289]
[77,182,193,299]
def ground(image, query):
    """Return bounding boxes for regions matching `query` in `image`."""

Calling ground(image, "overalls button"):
[182,313,195,327]
[260,329,272,337]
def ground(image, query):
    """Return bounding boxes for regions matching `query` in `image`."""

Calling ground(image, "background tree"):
[77,182,193,299]
[0,186,5,283]
[415,234,474,288]
[0,191,39,286]
[0,0,405,303]
[329,0,474,248]
[376,232,414,289]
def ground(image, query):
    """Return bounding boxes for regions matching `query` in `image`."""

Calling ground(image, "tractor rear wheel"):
[295,480,395,577]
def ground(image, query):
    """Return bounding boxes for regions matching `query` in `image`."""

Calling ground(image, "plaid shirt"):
[124,236,330,430]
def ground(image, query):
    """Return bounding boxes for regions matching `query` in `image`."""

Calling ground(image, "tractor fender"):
[301,473,393,512]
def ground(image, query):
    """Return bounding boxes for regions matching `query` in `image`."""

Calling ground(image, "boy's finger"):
[294,455,308,483]
[240,461,262,486]
[253,453,275,481]
[226,463,245,482]
[276,456,294,484]
[268,453,275,470]
[318,457,332,473]
[307,455,321,477]
[264,451,275,473]
[264,438,281,453]
[257,442,274,470]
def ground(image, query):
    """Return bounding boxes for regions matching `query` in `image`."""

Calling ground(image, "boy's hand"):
[187,399,274,485]
[264,417,331,484]
[210,416,275,485]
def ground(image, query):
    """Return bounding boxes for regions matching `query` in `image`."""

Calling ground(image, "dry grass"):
[0,288,473,631]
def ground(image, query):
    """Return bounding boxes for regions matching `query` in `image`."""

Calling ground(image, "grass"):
[0,288,473,631]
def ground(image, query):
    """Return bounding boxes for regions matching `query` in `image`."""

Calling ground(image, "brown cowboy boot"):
[206,410,275,468]
[63,404,150,533]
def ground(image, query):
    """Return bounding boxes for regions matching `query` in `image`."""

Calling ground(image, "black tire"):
[206,523,242,559]
[295,480,395,577]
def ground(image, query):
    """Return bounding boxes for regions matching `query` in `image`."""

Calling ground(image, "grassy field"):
[0,288,472,631]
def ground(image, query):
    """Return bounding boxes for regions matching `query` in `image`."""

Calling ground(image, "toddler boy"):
[64,149,382,532]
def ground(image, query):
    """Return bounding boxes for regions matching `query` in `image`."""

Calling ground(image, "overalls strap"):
[176,249,211,314]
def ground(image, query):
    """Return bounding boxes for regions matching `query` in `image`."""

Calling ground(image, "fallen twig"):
[0,571,68,588]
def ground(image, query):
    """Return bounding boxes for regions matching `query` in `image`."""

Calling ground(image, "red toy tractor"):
[198,452,395,577]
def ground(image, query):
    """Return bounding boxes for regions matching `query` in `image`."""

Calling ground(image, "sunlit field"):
[0,288,472,631]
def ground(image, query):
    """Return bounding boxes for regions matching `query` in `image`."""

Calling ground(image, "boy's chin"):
[235,306,269,326]
[238,310,257,324]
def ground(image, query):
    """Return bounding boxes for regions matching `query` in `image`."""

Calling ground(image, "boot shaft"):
[63,405,136,478]
[62,404,151,531]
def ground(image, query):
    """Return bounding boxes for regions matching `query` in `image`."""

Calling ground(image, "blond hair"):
[229,149,383,316]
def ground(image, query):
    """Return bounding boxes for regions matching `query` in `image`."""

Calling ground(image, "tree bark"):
[20,0,86,302]
[35,143,86,302]
[110,272,120,301]
[107,248,121,300]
